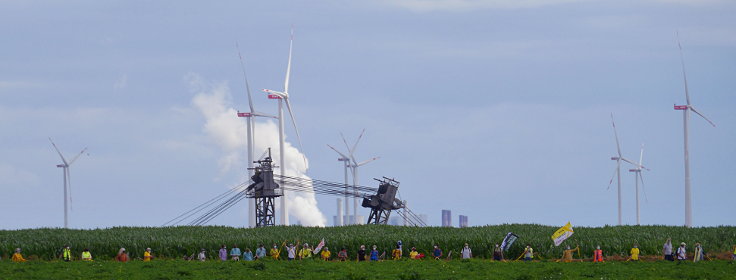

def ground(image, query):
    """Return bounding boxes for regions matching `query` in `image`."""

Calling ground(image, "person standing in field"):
[676,242,687,261]
[593,246,604,263]
[255,244,267,260]
[62,245,72,262]
[357,245,367,261]
[392,245,402,260]
[320,247,331,261]
[693,243,704,262]
[370,245,379,261]
[299,243,313,260]
[433,245,443,260]
[230,245,241,261]
[198,249,207,261]
[243,248,254,261]
[286,243,296,261]
[12,248,27,262]
[218,245,228,261]
[629,244,640,261]
[523,245,534,261]
[732,245,736,261]
[493,244,504,261]
[460,243,472,259]
[338,248,348,261]
[81,248,92,261]
[663,238,674,261]
[115,248,129,262]
[143,248,154,262]
[559,246,578,263]
[270,244,281,260]
[409,247,419,259]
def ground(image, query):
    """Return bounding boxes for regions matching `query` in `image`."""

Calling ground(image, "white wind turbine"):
[628,144,650,225]
[327,143,351,226]
[673,35,716,228]
[607,114,638,226]
[235,42,277,228]
[262,28,306,226]
[340,129,379,225]
[49,138,87,229]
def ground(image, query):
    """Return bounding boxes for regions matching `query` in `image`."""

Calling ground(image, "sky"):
[1,0,734,229]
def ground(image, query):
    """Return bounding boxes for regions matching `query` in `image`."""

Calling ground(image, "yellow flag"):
[551,222,574,246]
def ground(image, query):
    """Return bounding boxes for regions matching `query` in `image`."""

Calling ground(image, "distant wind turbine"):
[628,144,650,225]
[235,42,277,228]
[674,34,716,228]
[263,27,306,226]
[607,114,638,226]
[49,138,87,229]
[340,129,379,225]
[327,143,351,225]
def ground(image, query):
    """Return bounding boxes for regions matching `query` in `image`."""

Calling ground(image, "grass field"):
[2,224,735,261]
[1,259,734,280]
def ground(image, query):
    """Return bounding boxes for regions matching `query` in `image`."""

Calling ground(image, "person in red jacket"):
[593,246,604,263]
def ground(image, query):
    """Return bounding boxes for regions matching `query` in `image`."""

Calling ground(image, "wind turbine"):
[49,138,87,229]
[673,35,716,228]
[607,114,638,226]
[235,42,277,228]
[262,28,306,226]
[628,144,650,225]
[340,129,379,225]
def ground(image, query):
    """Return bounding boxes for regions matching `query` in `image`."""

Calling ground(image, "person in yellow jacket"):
[320,247,331,260]
[270,244,281,260]
[62,245,72,262]
[299,243,313,260]
[409,247,419,259]
[391,245,402,260]
[12,248,27,262]
[629,244,640,261]
[81,248,93,261]
[143,248,154,262]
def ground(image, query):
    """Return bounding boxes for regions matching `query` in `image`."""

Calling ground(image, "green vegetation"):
[1,259,734,280]
[1,224,734,260]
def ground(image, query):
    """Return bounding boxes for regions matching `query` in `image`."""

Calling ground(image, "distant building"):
[459,215,468,228]
[442,210,452,227]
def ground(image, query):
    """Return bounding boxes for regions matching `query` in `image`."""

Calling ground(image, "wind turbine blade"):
[68,147,88,166]
[357,156,380,166]
[339,132,354,161]
[236,42,256,113]
[689,106,716,127]
[49,137,68,165]
[639,172,649,203]
[638,144,644,167]
[606,168,616,190]
[327,144,350,160]
[284,98,306,165]
[620,157,639,167]
[610,114,622,157]
[284,27,294,94]
[677,32,691,106]
[351,129,366,156]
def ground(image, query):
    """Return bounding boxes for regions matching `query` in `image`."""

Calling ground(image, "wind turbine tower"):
[49,138,87,229]
[674,36,716,228]
[327,143,352,225]
[340,129,379,225]
[608,114,637,226]
[628,144,649,225]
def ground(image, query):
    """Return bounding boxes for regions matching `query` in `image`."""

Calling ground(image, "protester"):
[493,244,504,261]
[299,243,312,260]
[523,245,534,261]
[732,245,736,261]
[460,243,472,259]
[693,243,704,262]
[219,245,228,261]
[230,245,241,261]
[629,244,640,261]
[370,245,379,261]
[663,238,674,261]
[409,247,419,259]
[115,248,129,262]
[286,243,296,261]
[198,249,207,261]
[243,248,254,261]
[676,243,687,261]
[270,244,281,260]
[357,245,367,261]
[143,248,154,262]
[338,248,348,261]
[255,244,267,260]
[12,248,27,262]
[62,245,72,262]
[433,245,443,260]
[321,247,331,261]
[392,245,402,260]
[593,246,604,263]
[560,246,578,263]
[81,248,92,261]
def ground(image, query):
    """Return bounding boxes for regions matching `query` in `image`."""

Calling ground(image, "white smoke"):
[187,73,327,227]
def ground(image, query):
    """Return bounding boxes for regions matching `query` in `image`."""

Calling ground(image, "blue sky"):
[1,0,734,229]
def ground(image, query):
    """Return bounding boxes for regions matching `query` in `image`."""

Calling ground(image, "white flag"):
[313,238,325,254]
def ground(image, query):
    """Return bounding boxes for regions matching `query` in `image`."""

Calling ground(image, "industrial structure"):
[442,209,452,227]
[459,215,468,228]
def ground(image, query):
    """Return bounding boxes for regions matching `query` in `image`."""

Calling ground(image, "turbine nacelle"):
[263,89,286,99]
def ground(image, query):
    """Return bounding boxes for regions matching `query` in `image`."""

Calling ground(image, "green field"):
[1,259,734,280]
[1,224,735,261]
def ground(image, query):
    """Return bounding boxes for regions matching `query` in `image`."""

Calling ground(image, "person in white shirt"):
[460,243,472,259]
[676,242,687,261]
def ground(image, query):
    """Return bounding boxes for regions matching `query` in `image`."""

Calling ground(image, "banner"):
[312,238,325,254]
[551,222,574,246]
[500,232,518,252]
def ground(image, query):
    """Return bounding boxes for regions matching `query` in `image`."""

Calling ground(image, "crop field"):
[1,259,735,280]
[1,224,735,261]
